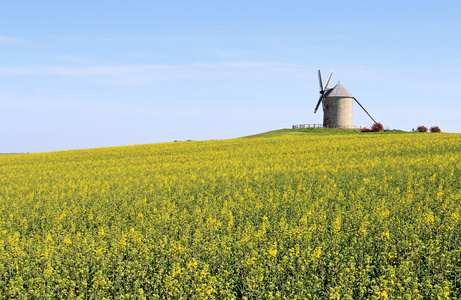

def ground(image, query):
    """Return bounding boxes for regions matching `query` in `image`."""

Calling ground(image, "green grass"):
[242,128,407,138]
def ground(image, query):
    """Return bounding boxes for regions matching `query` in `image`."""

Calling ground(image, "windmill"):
[314,70,378,128]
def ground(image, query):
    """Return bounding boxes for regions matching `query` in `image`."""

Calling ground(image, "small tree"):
[371,122,384,132]
[430,126,441,133]
[417,126,428,132]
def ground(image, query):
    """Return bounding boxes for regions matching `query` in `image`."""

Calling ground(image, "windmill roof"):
[325,83,354,98]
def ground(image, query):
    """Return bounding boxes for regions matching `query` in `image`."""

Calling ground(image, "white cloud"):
[53,55,91,64]
[0,35,25,44]
[0,65,173,76]
[0,61,307,84]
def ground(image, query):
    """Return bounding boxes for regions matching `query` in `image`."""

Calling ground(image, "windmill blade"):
[318,70,324,92]
[354,98,378,124]
[324,71,333,90]
[313,96,323,115]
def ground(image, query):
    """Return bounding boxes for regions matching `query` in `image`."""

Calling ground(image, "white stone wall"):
[323,97,353,128]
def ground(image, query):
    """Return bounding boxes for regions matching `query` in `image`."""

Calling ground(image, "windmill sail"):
[324,71,333,91]
[318,70,323,93]
[313,96,323,114]
[354,98,378,124]
[314,70,333,115]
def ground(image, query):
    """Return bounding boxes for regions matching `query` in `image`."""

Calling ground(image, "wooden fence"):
[292,124,364,130]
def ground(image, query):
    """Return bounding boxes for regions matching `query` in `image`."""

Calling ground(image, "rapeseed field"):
[1,133,460,299]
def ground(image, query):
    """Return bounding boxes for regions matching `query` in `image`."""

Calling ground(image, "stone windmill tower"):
[314,70,377,128]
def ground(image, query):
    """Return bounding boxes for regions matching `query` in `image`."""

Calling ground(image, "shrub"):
[361,123,384,133]
[417,126,428,132]
[430,126,441,133]
[371,123,384,132]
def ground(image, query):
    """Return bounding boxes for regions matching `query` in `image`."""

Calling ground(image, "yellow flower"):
[268,247,277,258]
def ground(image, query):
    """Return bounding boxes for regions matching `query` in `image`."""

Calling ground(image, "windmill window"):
[326,105,329,110]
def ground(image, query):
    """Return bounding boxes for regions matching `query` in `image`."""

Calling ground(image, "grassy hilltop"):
[242,128,407,138]
[1,131,460,298]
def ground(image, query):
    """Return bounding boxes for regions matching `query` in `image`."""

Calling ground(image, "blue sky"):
[1,1,460,152]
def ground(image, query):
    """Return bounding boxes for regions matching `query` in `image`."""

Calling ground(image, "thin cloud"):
[0,35,26,44]
[0,61,307,85]
[48,65,178,76]
[53,55,91,64]
[0,65,177,76]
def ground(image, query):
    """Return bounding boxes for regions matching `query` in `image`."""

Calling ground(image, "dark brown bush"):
[417,126,428,132]
[371,123,384,132]
[430,126,441,133]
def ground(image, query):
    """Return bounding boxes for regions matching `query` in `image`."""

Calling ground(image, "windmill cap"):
[325,83,354,98]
